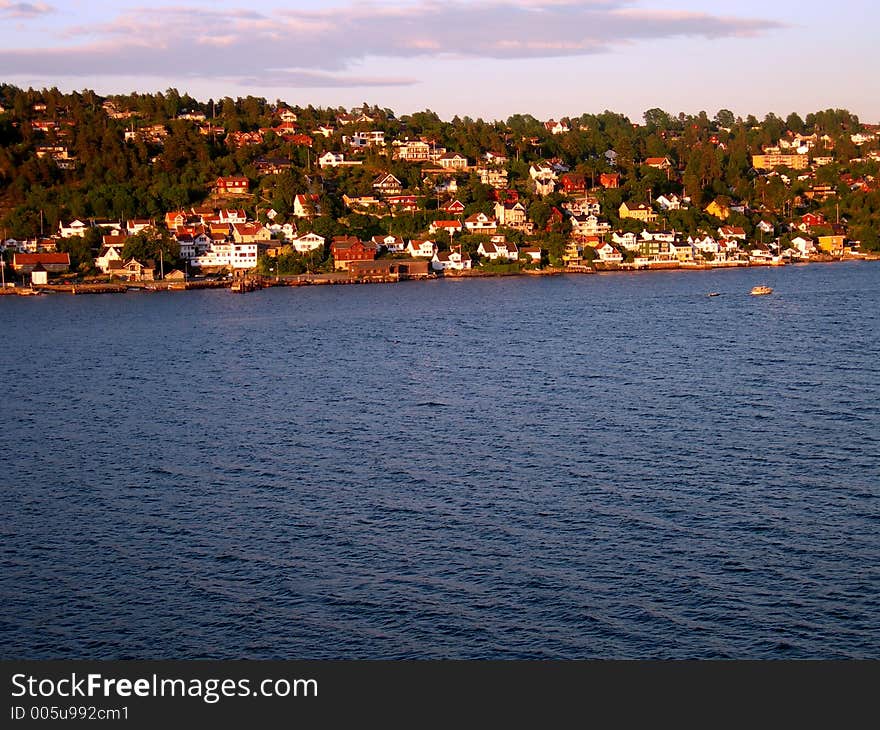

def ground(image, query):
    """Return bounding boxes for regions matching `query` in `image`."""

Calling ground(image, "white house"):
[191,240,258,270]
[219,209,247,224]
[521,246,542,263]
[493,201,529,228]
[654,194,684,211]
[790,236,816,257]
[407,239,437,257]
[592,241,622,263]
[318,151,345,168]
[565,196,601,217]
[529,163,557,196]
[477,239,518,261]
[126,218,154,235]
[464,212,497,233]
[718,226,747,241]
[749,243,775,263]
[478,166,509,189]
[268,222,298,241]
[346,130,385,148]
[689,235,720,258]
[437,153,468,170]
[431,249,472,271]
[570,214,610,237]
[484,151,508,166]
[58,219,91,238]
[611,231,639,250]
[175,230,213,260]
[95,242,126,273]
[293,194,320,218]
[394,139,433,161]
[371,234,406,253]
[717,239,744,258]
[544,119,570,135]
[290,232,325,254]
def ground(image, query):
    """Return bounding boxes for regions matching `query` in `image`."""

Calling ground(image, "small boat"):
[707,292,721,297]
[750,285,773,296]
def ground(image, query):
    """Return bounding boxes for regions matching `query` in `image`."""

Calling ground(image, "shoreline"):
[2,255,877,297]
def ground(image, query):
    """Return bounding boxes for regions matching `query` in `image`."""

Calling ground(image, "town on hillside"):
[1,85,878,289]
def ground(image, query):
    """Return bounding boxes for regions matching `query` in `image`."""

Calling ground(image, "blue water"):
[1,262,879,659]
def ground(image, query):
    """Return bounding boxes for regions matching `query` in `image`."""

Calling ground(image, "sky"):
[0,0,878,123]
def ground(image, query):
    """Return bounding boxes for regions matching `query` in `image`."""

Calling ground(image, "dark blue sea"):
[1,262,879,659]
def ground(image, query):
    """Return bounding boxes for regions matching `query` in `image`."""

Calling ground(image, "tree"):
[643,108,672,131]
[56,234,95,274]
[785,112,805,134]
[122,226,179,270]
[714,109,735,129]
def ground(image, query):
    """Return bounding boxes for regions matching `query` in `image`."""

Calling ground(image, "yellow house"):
[817,235,845,253]
[619,201,658,223]
[704,198,731,220]
[562,241,582,267]
[751,153,809,170]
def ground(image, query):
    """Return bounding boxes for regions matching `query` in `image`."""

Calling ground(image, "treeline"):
[0,84,878,252]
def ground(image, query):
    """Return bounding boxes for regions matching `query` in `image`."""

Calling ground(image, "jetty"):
[230,276,265,293]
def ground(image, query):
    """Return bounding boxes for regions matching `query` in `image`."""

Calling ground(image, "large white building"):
[188,240,259,270]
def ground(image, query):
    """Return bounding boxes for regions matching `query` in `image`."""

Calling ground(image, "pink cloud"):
[0,1,785,88]
[0,0,53,18]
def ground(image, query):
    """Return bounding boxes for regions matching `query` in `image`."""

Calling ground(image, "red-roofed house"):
[592,241,623,263]
[718,226,747,241]
[164,211,187,230]
[800,212,827,230]
[464,212,497,233]
[215,176,249,195]
[544,119,570,135]
[331,239,378,271]
[644,156,673,170]
[560,173,587,194]
[441,199,466,215]
[407,239,437,257]
[232,223,272,244]
[429,220,463,235]
[599,173,620,189]
[12,252,70,273]
[293,194,321,218]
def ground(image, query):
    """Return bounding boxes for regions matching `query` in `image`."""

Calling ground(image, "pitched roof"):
[13,253,70,265]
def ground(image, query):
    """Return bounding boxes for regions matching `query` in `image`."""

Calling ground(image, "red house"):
[560,173,587,194]
[12,252,71,273]
[800,212,827,228]
[599,173,620,189]
[386,195,420,212]
[441,199,466,214]
[215,176,249,195]
[330,238,378,271]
